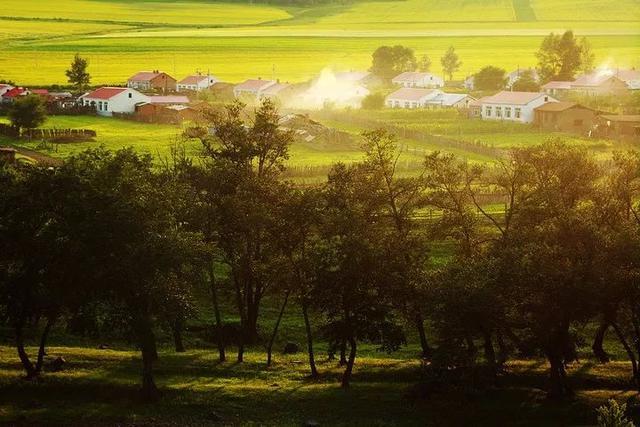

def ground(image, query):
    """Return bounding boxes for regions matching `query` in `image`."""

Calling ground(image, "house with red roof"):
[79,87,149,116]
[1,87,29,104]
[480,91,557,123]
[177,74,218,92]
[542,81,573,97]
[570,73,628,96]
[233,79,278,99]
[0,84,14,97]
[127,70,176,93]
[148,95,190,105]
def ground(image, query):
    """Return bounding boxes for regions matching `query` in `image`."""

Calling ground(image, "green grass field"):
[0,0,638,86]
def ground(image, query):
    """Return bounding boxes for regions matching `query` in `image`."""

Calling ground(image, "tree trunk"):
[266,290,290,367]
[611,321,639,390]
[481,327,497,377]
[35,316,54,373]
[232,274,246,363]
[208,264,225,362]
[302,302,318,378]
[135,315,160,402]
[592,320,610,363]
[341,336,357,388]
[171,320,185,353]
[414,313,432,359]
[546,323,573,399]
[15,320,37,379]
[496,329,508,368]
[246,299,260,345]
[339,338,347,366]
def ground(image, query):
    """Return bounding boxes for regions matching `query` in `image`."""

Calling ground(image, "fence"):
[0,124,96,142]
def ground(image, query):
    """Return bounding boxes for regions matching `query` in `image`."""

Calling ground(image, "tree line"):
[2,100,640,402]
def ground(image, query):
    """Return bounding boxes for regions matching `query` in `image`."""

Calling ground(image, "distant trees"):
[8,95,47,131]
[370,45,417,82]
[65,53,91,91]
[474,66,507,91]
[441,46,461,81]
[512,69,540,91]
[536,31,594,82]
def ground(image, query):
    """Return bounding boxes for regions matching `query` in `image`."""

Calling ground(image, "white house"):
[385,88,440,108]
[480,91,557,123]
[392,72,444,88]
[233,79,278,98]
[177,74,218,92]
[506,68,540,88]
[79,87,149,116]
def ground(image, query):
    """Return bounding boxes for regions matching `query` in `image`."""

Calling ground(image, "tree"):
[8,95,46,131]
[579,36,596,74]
[188,99,294,361]
[418,54,432,72]
[511,69,540,92]
[536,31,592,82]
[361,93,385,110]
[441,46,461,81]
[65,53,91,91]
[370,45,417,82]
[474,66,507,91]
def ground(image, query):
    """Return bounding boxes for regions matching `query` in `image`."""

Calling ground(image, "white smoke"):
[290,68,370,109]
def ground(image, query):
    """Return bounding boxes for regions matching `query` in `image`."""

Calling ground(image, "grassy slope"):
[0,0,638,85]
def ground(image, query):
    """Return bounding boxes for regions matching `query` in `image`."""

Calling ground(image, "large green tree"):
[65,53,91,91]
[441,46,462,81]
[370,45,417,82]
[474,66,507,91]
[536,31,593,82]
[8,95,47,132]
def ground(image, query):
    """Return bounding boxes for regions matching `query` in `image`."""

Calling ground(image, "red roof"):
[178,75,210,85]
[128,71,172,82]
[2,87,26,98]
[534,102,591,112]
[235,79,276,92]
[83,87,127,100]
[149,95,190,104]
[482,91,550,105]
[31,89,49,96]
[572,72,622,87]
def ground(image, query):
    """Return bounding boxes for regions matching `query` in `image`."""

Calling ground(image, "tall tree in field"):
[512,70,540,92]
[441,46,461,81]
[65,53,91,91]
[370,45,417,82]
[190,99,293,360]
[474,66,507,91]
[8,95,46,133]
[360,129,432,358]
[418,54,432,72]
[579,36,596,74]
[536,31,591,82]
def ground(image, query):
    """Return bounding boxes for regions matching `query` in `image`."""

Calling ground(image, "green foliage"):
[418,54,432,72]
[370,45,417,82]
[536,31,593,82]
[441,46,462,81]
[597,399,635,427]
[8,95,47,130]
[512,69,540,91]
[65,53,90,90]
[361,92,385,110]
[474,66,507,91]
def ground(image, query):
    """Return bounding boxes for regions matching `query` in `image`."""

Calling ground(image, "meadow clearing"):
[1,0,639,85]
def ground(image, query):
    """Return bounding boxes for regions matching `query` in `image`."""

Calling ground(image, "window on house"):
[98,101,102,110]
[505,107,511,118]
[404,102,410,108]
[485,106,492,116]
[515,108,522,118]
[129,93,132,98]
[544,96,549,102]
[104,102,108,111]
[496,107,502,117]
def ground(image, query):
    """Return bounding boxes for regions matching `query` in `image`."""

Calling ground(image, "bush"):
[361,93,385,110]
[597,399,635,427]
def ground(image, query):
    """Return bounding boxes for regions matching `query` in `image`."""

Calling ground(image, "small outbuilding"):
[533,102,598,134]
[596,115,640,140]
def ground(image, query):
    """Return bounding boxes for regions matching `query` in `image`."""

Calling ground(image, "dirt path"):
[8,145,63,167]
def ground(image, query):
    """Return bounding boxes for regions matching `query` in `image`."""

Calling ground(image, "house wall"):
[84,89,149,116]
[481,96,553,123]
[572,78,629,96]
[150,74,177,92]
[534,108,597,134]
